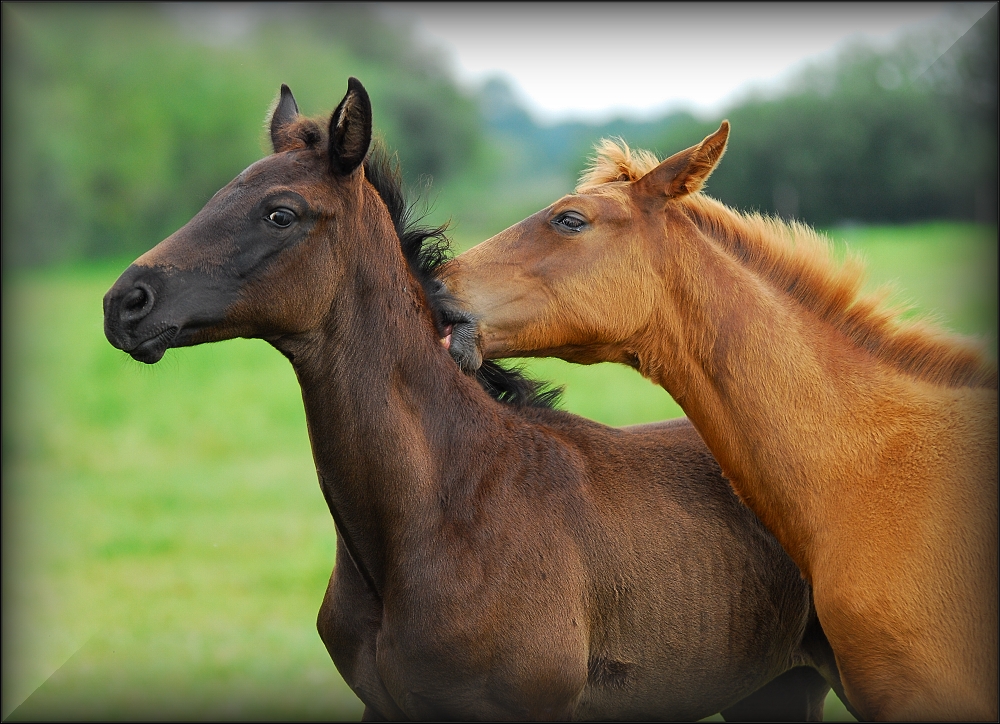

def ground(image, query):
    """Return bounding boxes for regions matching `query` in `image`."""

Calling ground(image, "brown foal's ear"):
[328,77,372,176]
[637,121,729,198]
[269,84,300,152]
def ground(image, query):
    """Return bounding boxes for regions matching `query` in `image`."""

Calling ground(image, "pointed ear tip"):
[704,121,730,152]
[344,78,372,117]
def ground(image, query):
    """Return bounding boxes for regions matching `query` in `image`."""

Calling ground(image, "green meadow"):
[3,222,996,721]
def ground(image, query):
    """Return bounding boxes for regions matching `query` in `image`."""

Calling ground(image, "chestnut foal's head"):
[441,123,729,372]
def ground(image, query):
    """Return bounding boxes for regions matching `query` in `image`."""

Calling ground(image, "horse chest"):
[321,555,589,718]
[373,596,589,719]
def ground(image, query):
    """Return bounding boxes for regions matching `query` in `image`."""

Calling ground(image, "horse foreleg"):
[317,536,406,720]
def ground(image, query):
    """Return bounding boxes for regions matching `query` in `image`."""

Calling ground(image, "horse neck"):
[278,210,495,596]
[633,208,902,572]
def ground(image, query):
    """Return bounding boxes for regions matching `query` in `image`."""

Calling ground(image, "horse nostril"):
[121,282,155,322]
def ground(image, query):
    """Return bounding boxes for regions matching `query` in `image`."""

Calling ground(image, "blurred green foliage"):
[1,3,481,266]
[3,4,997,268]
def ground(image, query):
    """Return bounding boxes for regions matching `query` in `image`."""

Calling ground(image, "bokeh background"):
[3,3,996,720]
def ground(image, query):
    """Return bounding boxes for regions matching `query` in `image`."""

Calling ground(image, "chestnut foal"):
[441,126,997,720]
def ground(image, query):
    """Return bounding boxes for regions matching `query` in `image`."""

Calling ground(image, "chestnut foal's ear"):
[269,84,300,153]
[637,121,729,198]
[328,77,372,176]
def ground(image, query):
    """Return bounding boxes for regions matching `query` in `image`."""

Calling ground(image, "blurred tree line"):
[648,3,998,226]
[2,3,996,267]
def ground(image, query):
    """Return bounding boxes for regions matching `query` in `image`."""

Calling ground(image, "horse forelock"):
[680,194,998,390]
[577,138,662,192]
[271,116,324,153]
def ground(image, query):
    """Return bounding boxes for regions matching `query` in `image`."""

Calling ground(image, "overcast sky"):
[382,2,994,124]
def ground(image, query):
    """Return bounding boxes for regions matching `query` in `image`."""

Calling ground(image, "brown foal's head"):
[104,79,379,363]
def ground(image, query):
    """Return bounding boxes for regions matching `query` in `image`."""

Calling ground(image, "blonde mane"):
[581,138,997,390]
[687,196,996,389]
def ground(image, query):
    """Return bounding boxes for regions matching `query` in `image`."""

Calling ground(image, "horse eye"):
[267,208,296,228]
[552,212,587,232]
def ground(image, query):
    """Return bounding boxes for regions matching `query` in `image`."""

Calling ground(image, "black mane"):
[364,144,561,410]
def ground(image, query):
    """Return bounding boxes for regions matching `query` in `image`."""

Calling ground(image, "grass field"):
[3,222,996,720]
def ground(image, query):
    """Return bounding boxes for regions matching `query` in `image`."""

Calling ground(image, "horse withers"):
[104,80,842,720]
[439,126,999,720]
